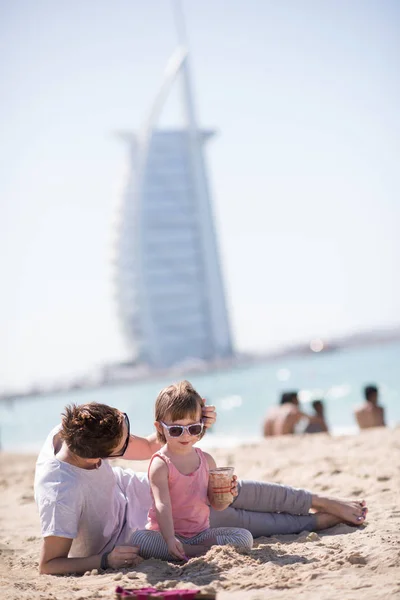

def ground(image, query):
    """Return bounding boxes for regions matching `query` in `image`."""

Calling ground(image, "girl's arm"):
[204,452,238,511]
[149,457,186,560]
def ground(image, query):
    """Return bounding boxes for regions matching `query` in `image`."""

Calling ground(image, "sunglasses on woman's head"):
[161,421,204,438]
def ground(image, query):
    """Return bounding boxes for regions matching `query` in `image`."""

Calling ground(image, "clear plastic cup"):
[209,467,234,503]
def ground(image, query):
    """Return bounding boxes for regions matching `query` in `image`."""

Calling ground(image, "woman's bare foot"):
[313,512,342,530]
[311,495,367,526]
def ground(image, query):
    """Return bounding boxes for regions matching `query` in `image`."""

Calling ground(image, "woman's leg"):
[231,479,313,515]
[210,505,317,537]
[230,480,367,525]
[211,480,367,531]
[311,495,367,525]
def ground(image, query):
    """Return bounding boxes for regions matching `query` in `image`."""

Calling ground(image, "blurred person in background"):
[354,385,385,429]
[263,391,322,436]
[304,400,329,434]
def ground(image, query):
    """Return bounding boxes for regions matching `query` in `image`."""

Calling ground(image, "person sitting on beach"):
[263,391,321,436]
[304,400,329,434]
[131,381,253,560]
[35,393,368,575]
[354,385,385,430]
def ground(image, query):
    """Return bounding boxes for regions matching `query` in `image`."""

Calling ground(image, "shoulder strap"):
[195,447,209,470]
[147,451,170,478]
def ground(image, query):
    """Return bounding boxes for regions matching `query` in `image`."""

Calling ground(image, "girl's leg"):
[194,527,253,551]
[230,479,313,515]
[131,530,211,561]
[210,505,317,537]
[131,530,171,560]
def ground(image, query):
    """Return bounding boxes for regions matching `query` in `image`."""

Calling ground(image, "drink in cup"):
[209,467,234,504]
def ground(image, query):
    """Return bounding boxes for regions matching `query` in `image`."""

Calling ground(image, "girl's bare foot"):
[182,536,217,558]
[312,495,367,526]
[181,544,209,558]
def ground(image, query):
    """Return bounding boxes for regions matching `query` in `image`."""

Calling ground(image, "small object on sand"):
[91,568,99,576]
[347,552,367,565]
[115,586,216,599]
[114,573,123,581]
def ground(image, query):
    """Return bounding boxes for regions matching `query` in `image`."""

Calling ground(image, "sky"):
[1,0,399,389]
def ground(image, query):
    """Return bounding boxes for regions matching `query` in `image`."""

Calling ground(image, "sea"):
[1,341,399,453]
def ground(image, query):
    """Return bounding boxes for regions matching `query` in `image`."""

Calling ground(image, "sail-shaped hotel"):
[113,14,233,369]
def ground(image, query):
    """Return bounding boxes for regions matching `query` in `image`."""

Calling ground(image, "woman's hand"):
[201,399,216,429]
[166,537,187,561]
[231,474,239,498]
[107,545,143,569]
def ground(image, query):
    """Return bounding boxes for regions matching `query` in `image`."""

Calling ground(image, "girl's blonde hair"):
[155,380,205,443]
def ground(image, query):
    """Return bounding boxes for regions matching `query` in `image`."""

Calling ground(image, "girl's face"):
[156,409,203,451]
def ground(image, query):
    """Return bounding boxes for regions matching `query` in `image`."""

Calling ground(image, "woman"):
[34,400,367,575]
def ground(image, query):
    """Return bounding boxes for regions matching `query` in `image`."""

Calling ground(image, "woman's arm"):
[201,401,217,429]
[123,433,162,461]
[204,453,238,511]
[39,536,141,575]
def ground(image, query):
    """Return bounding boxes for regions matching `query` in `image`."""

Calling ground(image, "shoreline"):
[4,423,400,454]
[2,336,399,405]
[1,427,399,599]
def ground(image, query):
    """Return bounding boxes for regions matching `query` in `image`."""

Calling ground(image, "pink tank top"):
[146,447,210,538]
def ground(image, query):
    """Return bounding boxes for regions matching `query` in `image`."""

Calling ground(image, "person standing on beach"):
[131,381,253,560]
[354,385,385,429]
[35,394,367,575]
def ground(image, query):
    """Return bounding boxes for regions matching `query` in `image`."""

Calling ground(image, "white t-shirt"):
[34,426,152,558]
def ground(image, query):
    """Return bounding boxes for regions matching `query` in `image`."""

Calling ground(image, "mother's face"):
[106,412,130,458]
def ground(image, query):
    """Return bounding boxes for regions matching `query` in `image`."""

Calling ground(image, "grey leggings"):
[209,480,317,537]
[132,527,253,560]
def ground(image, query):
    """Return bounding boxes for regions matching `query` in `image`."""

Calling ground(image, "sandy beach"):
[1,427,399,599]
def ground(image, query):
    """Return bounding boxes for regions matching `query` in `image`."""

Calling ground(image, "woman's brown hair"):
[60,402,124,458]
[155,380,205,443]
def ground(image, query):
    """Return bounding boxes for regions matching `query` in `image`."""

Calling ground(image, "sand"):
[1,427,400,599]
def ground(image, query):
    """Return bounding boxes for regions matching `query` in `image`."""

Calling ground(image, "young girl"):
[132,380,253,561]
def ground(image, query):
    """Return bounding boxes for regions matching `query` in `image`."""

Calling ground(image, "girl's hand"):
[201,399,216,429]
[231,475,239,498]
[167,537,186,561]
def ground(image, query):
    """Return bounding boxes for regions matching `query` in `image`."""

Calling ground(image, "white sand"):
[1,427,399,599]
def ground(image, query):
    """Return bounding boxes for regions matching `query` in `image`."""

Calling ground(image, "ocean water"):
[1,341,399,453]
